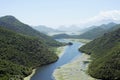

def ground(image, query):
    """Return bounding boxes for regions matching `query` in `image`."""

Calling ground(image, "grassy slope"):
[79,28,120,80]
[0,27,58,80]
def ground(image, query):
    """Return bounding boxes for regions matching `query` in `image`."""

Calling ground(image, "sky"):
[0,0,120,28]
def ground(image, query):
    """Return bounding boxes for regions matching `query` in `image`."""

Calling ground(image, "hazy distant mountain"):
[57,17,120,32]
[52,22,118,39]
[78,22,118,39]
[0,15,62,46]
[33,25,61,34]
[57,25,82,32]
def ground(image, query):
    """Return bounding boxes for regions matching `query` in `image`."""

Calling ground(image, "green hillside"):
[0,27,58,80]
[0,15,62,47]
[78,22,118,40]
[78,27,106,39]
[52,33,72,39]
[79,28,120,80]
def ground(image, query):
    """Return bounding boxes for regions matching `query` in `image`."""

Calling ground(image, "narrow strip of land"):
[53,54,96,80]
[24,69,36,80]
[55,46,66,58]
[65,39,91,43]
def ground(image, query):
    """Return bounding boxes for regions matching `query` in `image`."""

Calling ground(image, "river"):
[31,39,84,80]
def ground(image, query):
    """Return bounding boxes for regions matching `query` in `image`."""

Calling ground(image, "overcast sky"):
[0,0,120,28]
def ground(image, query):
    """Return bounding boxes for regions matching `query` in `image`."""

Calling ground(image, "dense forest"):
[79,27,120,80]
[0,27,59,80]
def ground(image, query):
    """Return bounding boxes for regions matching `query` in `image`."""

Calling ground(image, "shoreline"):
[56,46,66,58]
[53,53,96,80]
[23,46,66,80]
[24,69,36,80]
[64,39,91,43]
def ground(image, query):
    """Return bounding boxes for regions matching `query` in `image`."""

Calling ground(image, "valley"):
[0,1,120,79]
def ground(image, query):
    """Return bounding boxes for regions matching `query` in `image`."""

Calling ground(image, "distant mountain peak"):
[1,15,17,20]
[0,15,62,47]
[0,15,20,23]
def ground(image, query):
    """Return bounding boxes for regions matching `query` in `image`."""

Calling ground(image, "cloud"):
[78,10,120,27]
[92,10,120,21]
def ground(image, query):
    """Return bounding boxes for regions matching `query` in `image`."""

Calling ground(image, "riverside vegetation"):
[80,27,120,80]
[0,15,63,80]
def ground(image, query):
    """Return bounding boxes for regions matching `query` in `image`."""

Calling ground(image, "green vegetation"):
[67,39,91,43]
[78,27,107,40]
[53,46,65,57]
[52,33,72,39]
[0,27,58,80]
[79,28,120,80]
[0,15,62,47]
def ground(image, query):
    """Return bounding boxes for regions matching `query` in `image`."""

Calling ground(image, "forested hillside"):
[79,28,120,80]
[0,15,62,47]
[0,27,58,80]
[52,33,72,39]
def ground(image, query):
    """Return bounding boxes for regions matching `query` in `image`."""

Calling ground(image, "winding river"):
[31,39,84,80]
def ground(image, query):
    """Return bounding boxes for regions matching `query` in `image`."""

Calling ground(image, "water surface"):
[31,39,83,80]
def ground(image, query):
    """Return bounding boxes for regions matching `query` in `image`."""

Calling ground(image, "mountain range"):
[52,22,120,40]
[33,25,61,34]
[77,22,118,39]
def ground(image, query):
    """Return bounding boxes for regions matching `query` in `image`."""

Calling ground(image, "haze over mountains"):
[54,10,120,32]
[52,22,120,40]
[33,25,62,34]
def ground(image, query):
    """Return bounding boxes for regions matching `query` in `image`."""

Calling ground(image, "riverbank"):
[65,39,91,43]
[55,46,66,58]
[53,53,96,80]
[24,46,66,80]
[24,69,36,80]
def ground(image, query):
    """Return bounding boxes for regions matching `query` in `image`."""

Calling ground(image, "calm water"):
[31,39,84,80]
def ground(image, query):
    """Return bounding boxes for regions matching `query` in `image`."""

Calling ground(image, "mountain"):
[0,27,58,80]
[33,25,61,34]
[79,27,120,80]
[0,15,62,47]
[52,33,72,39]
[78,22,118,40]
[53,23,118,39]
